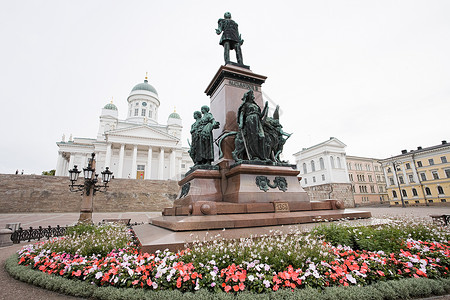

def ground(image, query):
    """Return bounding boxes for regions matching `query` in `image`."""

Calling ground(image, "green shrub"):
[38,222,131,257]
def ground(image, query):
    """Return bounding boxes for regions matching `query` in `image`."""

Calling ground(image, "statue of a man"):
[216,12,244,65]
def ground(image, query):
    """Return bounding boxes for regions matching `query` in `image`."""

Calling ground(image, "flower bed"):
[15,218,450,294]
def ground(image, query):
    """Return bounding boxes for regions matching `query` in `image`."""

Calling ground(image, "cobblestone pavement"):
[1,207,449,299]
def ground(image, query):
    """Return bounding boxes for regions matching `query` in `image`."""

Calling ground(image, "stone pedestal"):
[223,164,310,208]
[205,64,267,162]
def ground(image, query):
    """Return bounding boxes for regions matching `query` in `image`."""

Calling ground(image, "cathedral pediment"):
[106,125,178,142]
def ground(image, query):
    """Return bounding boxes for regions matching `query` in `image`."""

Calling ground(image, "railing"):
[10,225,66,244]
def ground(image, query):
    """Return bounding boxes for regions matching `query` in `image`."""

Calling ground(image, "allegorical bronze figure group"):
[189,105,220,166]
[233,90,291,163]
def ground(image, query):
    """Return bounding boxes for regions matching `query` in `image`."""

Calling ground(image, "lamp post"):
[392,161,405,208]
[68,153,113,223]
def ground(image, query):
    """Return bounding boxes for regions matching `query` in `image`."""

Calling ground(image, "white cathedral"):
[55,76,193,180]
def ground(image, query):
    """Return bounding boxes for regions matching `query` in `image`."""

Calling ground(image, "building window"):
[141,109,146,116]
[303,163,307,174]
[429,159,434,165]
[134,108,139,116]
[425,187,431,196]
[432,171,439,180]
[149,110,153,118]
[181,164,186,168]
[441,156,447,163]
[445,169,450,178]
[387,167,392,173]
[348,163,352,170]
[311,160,316,172]
[420,173,427,181]
[313,176,316,183]
[349,174,353,181]
[304,178,308,184]
[389,177,394,185]
[370,185,375,193]
[330,156,335,168]
[417,161,423,167]
[375,165,379,171]
[412,188,418,196]
[337,157,341,168]
[393,190,397,198]
[399,176,404,184]
[319,158,325,170]
[402,189,407,197]
[351,185,355,192]
[135,102,139,106]
[368,175,373,182]
[408,174,414,183]
[405,163,411,169]
[322,174,325,181]
[438,186,444,195]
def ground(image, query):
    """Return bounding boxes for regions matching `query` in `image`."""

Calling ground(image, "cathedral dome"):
[168,112,181,119]
[131,79,158,95]
[104,102,118,110]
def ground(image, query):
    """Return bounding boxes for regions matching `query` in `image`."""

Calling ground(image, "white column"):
[56,152,64,176]
[158,148,165,180]
[68,154,75,171]
[146,147,152,179]
[169,149,176,180]
[131,145,138,179]
[118,144,125,178]
[326,155,334,182]
[105,143,112,169]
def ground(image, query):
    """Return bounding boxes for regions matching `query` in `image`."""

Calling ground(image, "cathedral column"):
[146,147,152,179]
[131,145,138,179]
[118,144,125,178]
[158,148,165,180]
[56,152,64,176]
[68,154,75,172]
[105,143,112,169]
[169,149,176,180]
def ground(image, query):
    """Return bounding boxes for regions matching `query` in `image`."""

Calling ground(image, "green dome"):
[104,103,118,110]
[169,112,181,119]
[131,79,158,95]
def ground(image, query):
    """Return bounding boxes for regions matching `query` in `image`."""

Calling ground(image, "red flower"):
[224,285,232,293]
[376,270,385,277]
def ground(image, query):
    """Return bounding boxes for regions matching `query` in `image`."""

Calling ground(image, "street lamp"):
[68,153,113,223]
[392,161,405,208]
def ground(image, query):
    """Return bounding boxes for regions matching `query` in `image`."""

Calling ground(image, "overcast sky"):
[1,0,449,175]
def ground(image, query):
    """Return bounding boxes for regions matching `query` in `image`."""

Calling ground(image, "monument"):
[145,13,371,246]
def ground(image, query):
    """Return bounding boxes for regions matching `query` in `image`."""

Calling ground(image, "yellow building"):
[379,140,450,206]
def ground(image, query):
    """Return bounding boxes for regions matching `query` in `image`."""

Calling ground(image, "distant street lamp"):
[392,161,405,208]
[68,153,113,223]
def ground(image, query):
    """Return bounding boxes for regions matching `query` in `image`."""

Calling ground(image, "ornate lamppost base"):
[78,211,94,224]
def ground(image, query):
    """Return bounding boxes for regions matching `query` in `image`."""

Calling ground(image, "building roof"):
[168,112,181,119]
[131,79,158,95]
[293,137,346,156]
[380,140,449,161]
[103,102,118,110]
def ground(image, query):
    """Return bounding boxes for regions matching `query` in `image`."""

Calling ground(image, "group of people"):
[233,90,291,162]
[189,106,220,166]
[15,169,24,175]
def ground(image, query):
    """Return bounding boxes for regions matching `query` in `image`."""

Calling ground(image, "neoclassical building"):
[293,137,355,207]
[55,76,193,180]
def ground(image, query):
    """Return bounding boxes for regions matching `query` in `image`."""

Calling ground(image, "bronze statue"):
[188,111,202,164]
[189,106,220,166]
[216,12,244,65]
[230,91,292,163]
[235,90,268,160]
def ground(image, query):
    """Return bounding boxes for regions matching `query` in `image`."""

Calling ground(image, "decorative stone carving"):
[255,176,288,192]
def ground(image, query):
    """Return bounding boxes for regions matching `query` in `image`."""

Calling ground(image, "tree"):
[42,169,56,176]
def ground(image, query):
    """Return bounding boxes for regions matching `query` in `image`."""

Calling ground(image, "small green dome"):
[169,112,181,119]
[104,103,118,110]
[131,79,158,95]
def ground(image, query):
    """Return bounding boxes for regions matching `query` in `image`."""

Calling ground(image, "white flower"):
[263,279,271,288]
[95,272,103,279]
[248,275,255,282]
[346,273,357,284]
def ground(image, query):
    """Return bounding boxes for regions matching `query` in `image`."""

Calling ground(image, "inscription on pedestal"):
[228,80,258,91]
[274,202,289,212]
